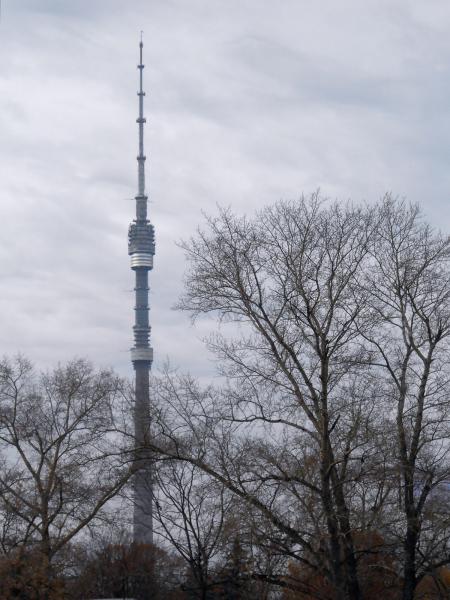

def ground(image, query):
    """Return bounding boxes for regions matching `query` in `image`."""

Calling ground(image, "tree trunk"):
[320,448,347,600]
[320,356,361,600]
[331,472,361,600]
[402,514,418,600]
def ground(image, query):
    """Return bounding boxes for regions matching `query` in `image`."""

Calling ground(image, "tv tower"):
[128,36,155,545]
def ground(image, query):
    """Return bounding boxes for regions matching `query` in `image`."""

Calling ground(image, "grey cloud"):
[1,0,450,378]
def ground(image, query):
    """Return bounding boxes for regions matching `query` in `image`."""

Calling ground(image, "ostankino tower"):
[128,37,155,545]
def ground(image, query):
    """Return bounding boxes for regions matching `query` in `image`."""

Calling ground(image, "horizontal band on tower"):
[131,253,153,269]
[131,347,154,362]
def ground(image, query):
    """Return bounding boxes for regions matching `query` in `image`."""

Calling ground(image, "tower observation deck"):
[128,37,155,545]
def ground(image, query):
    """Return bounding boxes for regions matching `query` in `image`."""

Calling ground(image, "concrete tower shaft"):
[128,38,155,545]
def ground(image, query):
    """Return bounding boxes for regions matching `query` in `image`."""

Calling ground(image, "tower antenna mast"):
[128,34,155,545]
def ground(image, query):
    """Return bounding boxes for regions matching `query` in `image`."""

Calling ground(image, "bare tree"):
[148,196,381,599]
[154,459,231,599]
[365,199,450,600]
[71,532,184,600]
[0,356,134,595]
[145,195,450,599]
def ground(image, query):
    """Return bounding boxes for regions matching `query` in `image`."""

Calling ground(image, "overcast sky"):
[1,0,450,378]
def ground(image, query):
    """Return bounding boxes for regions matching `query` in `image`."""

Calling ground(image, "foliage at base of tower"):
[0,550,65,600]
[72,542,185,600]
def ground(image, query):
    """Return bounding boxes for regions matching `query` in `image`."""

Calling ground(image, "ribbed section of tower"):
[128,38,155,546]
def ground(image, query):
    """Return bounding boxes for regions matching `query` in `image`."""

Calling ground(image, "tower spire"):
[128,35,155,545]
[137,34,146,198]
